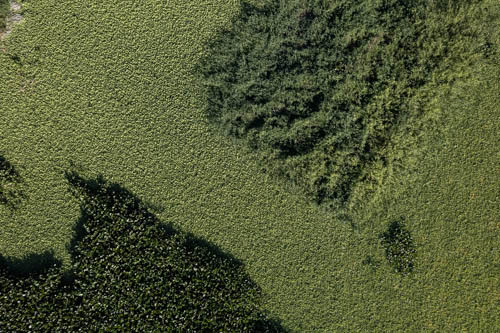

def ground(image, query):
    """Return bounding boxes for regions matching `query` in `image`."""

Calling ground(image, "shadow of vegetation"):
[0,154,26,210]
[0,249,61,277]
[0,169,286,331]
[64,170,287,331]
[66,208,87,257]
[183,230,245,265]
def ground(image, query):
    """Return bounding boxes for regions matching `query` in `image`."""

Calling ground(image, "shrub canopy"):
[198,0,477,207]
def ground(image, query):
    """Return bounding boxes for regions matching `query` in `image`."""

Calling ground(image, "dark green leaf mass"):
[0,171,283,332]
[198,0,475,207]
[379,219,416,274]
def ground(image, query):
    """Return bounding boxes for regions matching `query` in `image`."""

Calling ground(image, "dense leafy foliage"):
[198,0,483,207]
[0,171,283,332]
[379,219,415,274]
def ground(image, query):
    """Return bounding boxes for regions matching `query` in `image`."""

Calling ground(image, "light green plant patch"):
[0,0,498,331]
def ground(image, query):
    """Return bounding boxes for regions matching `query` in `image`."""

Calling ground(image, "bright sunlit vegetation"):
[1,0,498,331]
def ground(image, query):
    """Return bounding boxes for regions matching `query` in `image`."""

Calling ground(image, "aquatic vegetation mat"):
[0,0,499,330]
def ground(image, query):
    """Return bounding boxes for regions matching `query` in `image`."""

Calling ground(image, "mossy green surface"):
[0,0,499,331]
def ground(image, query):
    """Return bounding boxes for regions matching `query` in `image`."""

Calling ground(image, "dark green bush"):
[197,0,481,208]
[0,171,284,332]
[379,219,416,274]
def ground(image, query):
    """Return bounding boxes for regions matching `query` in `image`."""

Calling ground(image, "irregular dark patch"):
[0,155,25,210]
[362,254,380,272]
[0,170,285,332]
[379,218,416,274]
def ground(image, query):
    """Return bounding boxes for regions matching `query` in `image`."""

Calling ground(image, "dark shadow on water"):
[66,207,87,256]
[65,170,249,268]
[182,230,245,265]
[0,250,61,277]
[0,171,286,332]
[65,169,288,331]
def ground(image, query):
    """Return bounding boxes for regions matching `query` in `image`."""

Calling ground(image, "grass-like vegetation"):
[199,0,443,209]
[198,0,499,214]
[0,0,499,331]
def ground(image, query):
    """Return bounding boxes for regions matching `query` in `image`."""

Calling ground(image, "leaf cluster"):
[0,171,283,332]
[379,219,416,274]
